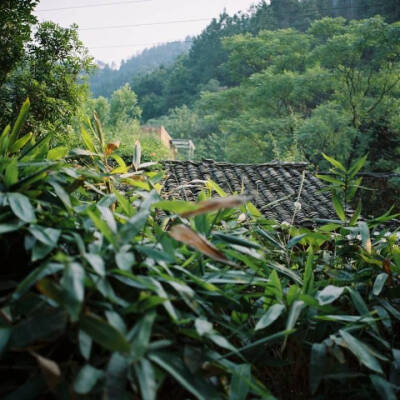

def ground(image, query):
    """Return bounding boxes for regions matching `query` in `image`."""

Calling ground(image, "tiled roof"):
[162,159,336,225]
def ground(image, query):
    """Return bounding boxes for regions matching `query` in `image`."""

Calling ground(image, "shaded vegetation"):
[0,101,399,399]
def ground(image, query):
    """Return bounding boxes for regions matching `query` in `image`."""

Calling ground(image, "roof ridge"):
[162,159,309,168]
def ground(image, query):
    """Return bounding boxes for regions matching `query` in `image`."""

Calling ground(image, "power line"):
[76,3,389,32]
[80,17,212,31]
[90,39,193,49]
[36,0,152,12]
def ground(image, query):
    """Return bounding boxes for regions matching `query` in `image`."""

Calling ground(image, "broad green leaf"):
[0,222,24,234]
[349,201,362,226]
[5,159,18,186]
[195,318,213,336]
[12,263,63,301]
[9,132,33,153]
[332,196,346,222]
[28,225,60,247]
[349,154,367,179]
[113,189,133,216]
[309,343,326,394]
[286,301,305,332]
[370,374,397,400]
[287,234,308,249]
[316,285,345,305]
[79,330,92,361]
[60,263,85,321]
[98,205,117,233]
[80,314,131,353]
[9,98,30,147]
[149,351,220,400]
[115,250,135,271]
[10,309,67,348]
[373,273,388,296]
[81,127,96,153]
[47,146,68,160]
[87,209,117,247]
[50,181,72,209]
[84,253,106,276]
[153,200,198,214]
[302,248,314,295]
[213,233,261,249]
[268,261,302,285]
[104,352,129,399]
[322,153,346,172]
[339,330,383,374]
[229,364,251,400]
[131,312,157,360]
[0,327,11,355]
[135,359,157,400]
[74,364,104,395]
[316,174,343,185]
[7,192,36,222]
[255,304,285,331]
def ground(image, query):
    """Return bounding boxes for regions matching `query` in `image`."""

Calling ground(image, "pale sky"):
[34,0,258,65]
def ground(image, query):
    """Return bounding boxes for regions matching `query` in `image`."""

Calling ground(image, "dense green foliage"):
[0,2,94,137]
[0,102,399,400]
[148,17,400,177]
[120,0,399,121]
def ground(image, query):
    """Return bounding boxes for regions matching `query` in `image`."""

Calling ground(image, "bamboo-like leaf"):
[81,127,96,154]
[5,159,18,187]
[322,153,346,172]
[332,196,346,222]
[180,195,249,218]
[80,314,131,353]
[132,140,141,170]
[339,330,383,374]
[169,224,235,266]
[30,351,61,389]
[255,304,285,331]
[7,192,36,222]
[9,98,30,148]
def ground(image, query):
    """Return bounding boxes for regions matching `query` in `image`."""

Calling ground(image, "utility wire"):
[74,2,389,32]
[36,0,152,12]
[90,39,193,49]
[80,17,212,31]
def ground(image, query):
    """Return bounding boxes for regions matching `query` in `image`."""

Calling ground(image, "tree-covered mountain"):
[89,39,192,98]
[124,0,400,121]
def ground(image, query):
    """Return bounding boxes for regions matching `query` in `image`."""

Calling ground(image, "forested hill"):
[133,0,400,120]
[89,39,192,97]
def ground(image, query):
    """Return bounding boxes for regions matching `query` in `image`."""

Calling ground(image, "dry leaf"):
[30,351,61,389]
[383,258,392,277]
[105,140,120,156]
[180,196,250,218]
[169,224,235,266]
[365,238,372,254]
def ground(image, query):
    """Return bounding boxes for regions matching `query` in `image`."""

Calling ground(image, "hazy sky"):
[34,0,258,66]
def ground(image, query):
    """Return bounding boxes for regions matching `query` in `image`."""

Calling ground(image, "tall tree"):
[0,0,38,87]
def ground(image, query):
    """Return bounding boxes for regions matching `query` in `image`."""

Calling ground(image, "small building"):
[162,159,337,225]
[141,126,195,160]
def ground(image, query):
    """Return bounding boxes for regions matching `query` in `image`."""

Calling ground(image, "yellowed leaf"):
[169,224,235,266]
[365,238,372,254]
[30,351,61,389]
[180,196,249,218]
[105,140,120,156]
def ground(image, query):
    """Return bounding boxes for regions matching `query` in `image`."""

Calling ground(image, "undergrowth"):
[0,100,399,399]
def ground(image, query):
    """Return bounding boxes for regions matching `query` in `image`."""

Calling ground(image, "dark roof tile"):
[162,159,336,224]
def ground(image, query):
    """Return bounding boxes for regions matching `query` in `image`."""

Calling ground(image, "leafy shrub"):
[0,102,399,399]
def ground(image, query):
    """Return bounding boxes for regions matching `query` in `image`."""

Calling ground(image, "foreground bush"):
[0,102,399,399]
